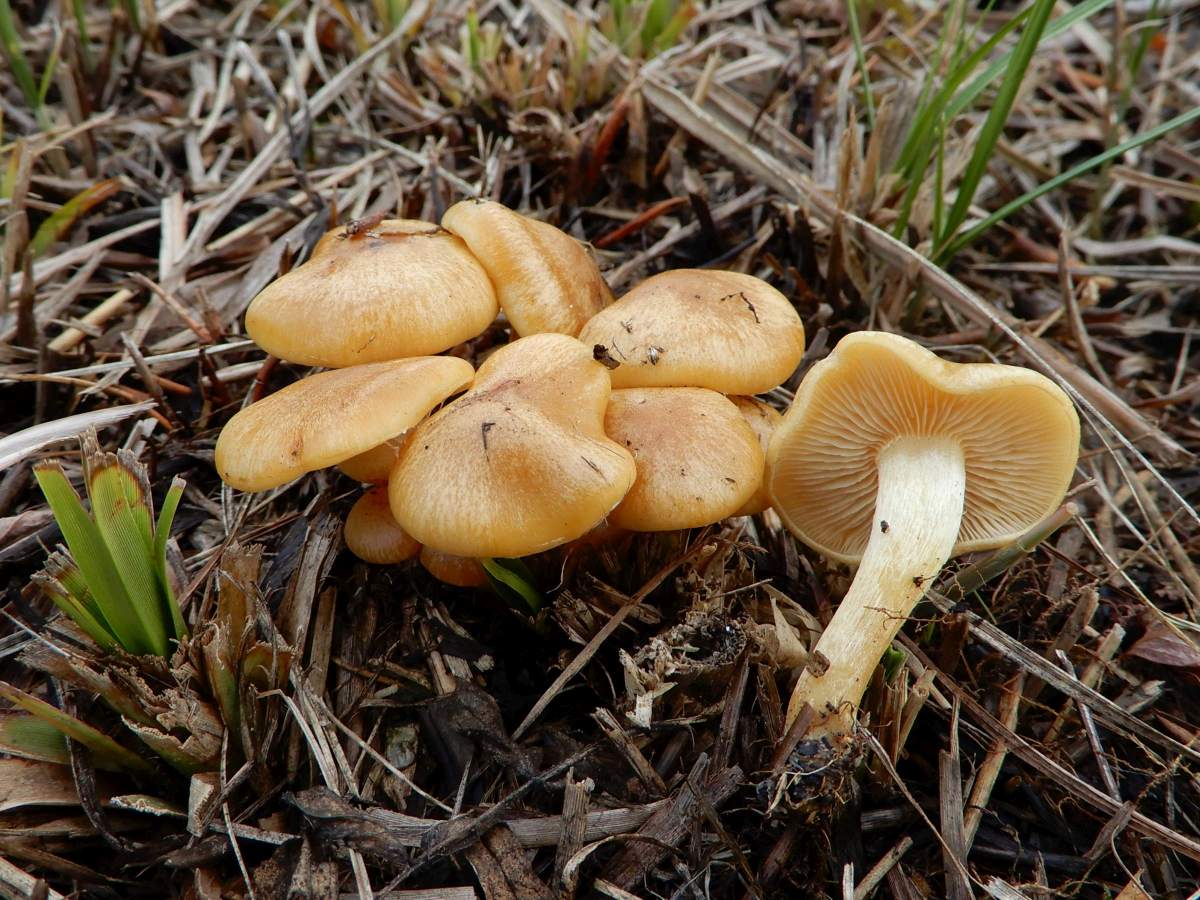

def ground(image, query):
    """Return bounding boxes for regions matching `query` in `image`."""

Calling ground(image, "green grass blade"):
[33,463,154,654]
[0,713,72,765]
[46,552,113,632]
[847,0,875,130]
[938,103,1200,262]
[31,571,118,649]
[641,0,671,47]
[891,127,938,238]
[0,0,41,120]
[35,32,59,106]
[120,0,141,34]
[481,558,544,614]
[86,454,168,656]
[945,0,1114,121]
[153,476,187,641]
[1,151,19,201]
[29,179,122,259]
[0,682,153,775]
[935,0,1057,256]
[651,3,696,56]
[70,0,93,72]
[895,2,1029,179]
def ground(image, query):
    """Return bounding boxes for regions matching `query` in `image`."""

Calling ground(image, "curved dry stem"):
[785,437,966,738]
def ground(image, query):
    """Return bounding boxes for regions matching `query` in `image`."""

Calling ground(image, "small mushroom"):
[578,269,805,393]
[419,547,488,588]
[389,333,636,558]
[730,397,782,516]
[442,199,612,337]
[344,487,420,564]
[338,434,410,484]
[245,219,498,367]
[215,357,474,491]
[765,332,1079,737]
[604,388,764,531]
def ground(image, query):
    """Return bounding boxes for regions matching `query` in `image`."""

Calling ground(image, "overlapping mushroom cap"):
[215,357,474,491]
[344,487,421,564]
[604,388,764,531]
[765,332,1080,564]
[442,199,612,337]
[579,269,805,393]
[389,334,636,558]
[731,397,782,516]
[338,434,410,484]
[419,548,488,587]
[245,219,498,367]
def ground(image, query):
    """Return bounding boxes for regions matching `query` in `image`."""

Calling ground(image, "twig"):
[1055,649,1121,801]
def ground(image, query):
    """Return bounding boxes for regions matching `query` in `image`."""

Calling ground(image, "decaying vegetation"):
[1,1,1199,897]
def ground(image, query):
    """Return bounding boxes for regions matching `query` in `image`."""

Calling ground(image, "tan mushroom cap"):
[420,548,487,588]
[338,433,410,484]
[604,388,764,532]
[215,357,474,492]
[344,487,421,564]
[578,269,805,393]
[245,219,498,367]
[765,331,1080,565]
[390,334,636,558]
[731,397,782,516]
[442,200,612,337]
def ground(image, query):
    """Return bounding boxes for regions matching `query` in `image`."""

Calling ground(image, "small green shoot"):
[481,557,544,614]
[881,646,906,684]
[33,432,187,657]
[375,0,410,32]
[600,0,696,60]
[462,7,504,70]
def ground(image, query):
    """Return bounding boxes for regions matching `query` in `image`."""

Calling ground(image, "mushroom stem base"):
[784,436,966,737]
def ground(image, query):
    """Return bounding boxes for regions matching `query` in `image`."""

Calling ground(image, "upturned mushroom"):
[245,219,498,367]
[442,199,612,337]
[215,357,474,491]
[604,388,764,531]
[765,332,1079,738]
[389,333,636,558]
[578,269,805,393]
[344,487,421,564]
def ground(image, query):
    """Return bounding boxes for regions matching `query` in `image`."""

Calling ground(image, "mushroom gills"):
[785,435,965,735]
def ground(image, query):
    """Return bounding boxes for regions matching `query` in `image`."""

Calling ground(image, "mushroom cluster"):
[216,201,1080,751]
[215,201,806,583]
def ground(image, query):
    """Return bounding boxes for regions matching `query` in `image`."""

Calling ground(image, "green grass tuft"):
[33,432,187,657]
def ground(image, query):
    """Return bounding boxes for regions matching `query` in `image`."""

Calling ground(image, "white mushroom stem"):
[785,436,966,738]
